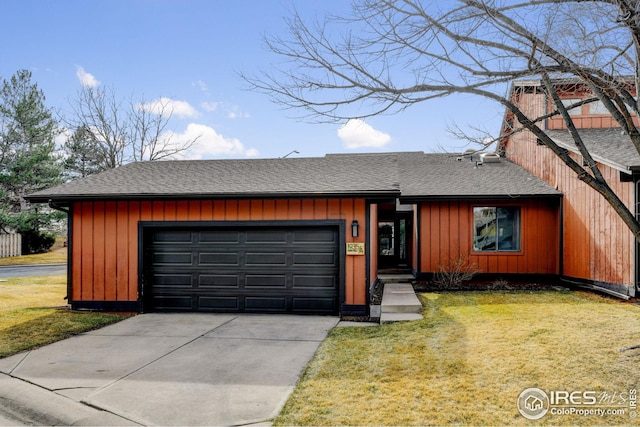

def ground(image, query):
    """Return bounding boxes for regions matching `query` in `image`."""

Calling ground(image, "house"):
[499,78,640,299]
[26,151,560,317]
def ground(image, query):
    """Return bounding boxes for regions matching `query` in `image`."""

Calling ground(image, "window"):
[589,100,609,115]
[473,207,521,252]
[560,98,583,116]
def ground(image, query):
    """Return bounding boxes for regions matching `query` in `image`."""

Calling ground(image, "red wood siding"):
[71,198,368,306]
[419,199,559,275]
[504,99,636,287]
[548,115,639,129]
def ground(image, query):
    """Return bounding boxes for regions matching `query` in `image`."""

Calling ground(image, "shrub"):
[433,254,480,289]
[21,230,56,254]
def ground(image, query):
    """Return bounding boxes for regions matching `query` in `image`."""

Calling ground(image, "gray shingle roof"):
[546,128,640,172]
[26,152,560,202]
[397,153,561,200]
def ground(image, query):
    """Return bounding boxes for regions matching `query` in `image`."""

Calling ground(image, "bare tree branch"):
[65,87,200,173]
[245,0,640,241]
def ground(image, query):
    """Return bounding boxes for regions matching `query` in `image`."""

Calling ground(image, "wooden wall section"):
[504,120,636,289]
[71,198,367,307]
[419,199,559,275]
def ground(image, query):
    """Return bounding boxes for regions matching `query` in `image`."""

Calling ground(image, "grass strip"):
[0,274,130,358]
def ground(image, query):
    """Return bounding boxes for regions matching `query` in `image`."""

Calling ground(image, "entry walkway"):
[379,281,423,323]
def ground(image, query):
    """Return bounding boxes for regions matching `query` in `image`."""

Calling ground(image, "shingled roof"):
[396,153,561,201]
[26,152,560,203]
[546,128,640,173]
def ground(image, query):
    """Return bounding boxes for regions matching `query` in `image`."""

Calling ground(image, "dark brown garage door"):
[143,225,340,314]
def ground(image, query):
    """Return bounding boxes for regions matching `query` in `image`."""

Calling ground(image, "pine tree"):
[0,70,64,252]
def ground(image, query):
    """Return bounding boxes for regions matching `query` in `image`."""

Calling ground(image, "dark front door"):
[144,225,339,314]
[378,212,412,270]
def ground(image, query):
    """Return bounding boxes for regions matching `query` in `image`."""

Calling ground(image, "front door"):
[378,212,412,270]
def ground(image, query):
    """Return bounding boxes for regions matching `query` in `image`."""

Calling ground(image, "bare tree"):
[246,0,640,242]
[131,96,201,162]
[66,86,199,173]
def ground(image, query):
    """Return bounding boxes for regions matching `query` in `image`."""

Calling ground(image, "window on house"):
[473,207,521,252]
[589,100,609,115]
[561,98,583,116]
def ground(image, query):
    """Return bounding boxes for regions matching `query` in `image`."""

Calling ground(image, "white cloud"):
[193,80,209,94]
[227,106,250,120]
[138,97,199,119]
[75,66,100,88]
[164,123,258,159]
[201,101,219,112]
[337,119,391,149]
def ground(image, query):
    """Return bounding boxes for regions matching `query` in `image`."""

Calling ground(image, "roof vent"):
[480,152,501,163]
[463,149,476,159]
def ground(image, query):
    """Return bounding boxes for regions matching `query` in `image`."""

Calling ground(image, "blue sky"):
[1,0,504,160]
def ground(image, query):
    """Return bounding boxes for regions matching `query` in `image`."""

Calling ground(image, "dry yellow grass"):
[0,274,129,357]
[0,246,67,265]
[275,291,640,426]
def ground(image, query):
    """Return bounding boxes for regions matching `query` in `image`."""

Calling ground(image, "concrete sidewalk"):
[0,313,339,426]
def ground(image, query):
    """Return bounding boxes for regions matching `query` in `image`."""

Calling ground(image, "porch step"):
[377,274,415,284]
[380,312,424,323]
[380,282,423,323]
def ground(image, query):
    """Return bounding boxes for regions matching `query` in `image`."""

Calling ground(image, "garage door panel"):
[292,297,336,312]
[293,229,336,243]
[153,274,192,286]
[293,275,336,289]
[199,274,239,288]
[152,295,193,310]
[245,297,287,311]
[245,252,286,265]
[199,231,240,243]
[293,252,335,265]
[245,274,287,288]
[199,296,240,311]
[146,225,339,314]
[152,230,193,243]
[153,252,192,265]
[246,230,287,243]
[199,252,240,266]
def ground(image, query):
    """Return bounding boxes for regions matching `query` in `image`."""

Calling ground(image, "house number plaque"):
[346,242,365,255]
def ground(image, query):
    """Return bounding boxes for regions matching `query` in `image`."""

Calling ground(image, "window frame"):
[472,205,522,253]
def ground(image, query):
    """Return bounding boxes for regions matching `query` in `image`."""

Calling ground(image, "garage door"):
[143,225,340,314]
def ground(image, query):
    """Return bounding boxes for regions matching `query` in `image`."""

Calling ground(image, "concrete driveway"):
[0,313,339,426]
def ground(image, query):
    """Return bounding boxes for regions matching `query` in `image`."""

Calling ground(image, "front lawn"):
[0,274,130,358]
[275,291,640,426]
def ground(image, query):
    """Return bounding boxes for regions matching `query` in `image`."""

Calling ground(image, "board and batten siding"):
[504,127,636,289]
[418,199,560,275]
[71,198,367,307]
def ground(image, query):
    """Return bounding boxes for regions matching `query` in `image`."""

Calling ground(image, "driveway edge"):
[0,373,138,426]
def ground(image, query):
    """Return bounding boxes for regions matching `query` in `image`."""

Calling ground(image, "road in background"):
[0,264,66,279]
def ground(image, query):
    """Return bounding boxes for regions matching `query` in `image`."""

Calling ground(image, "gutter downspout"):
[48,200,72,306]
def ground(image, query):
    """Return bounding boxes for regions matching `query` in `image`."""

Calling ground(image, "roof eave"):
[26,189,402,203]
[400,193,562,203]
[550,137,640,173]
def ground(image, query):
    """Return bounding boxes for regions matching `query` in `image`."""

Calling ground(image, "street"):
[0,264,67,279]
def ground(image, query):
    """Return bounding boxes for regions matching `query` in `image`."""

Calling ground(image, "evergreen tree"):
[0,70,63,251]
[63,125,107,179]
